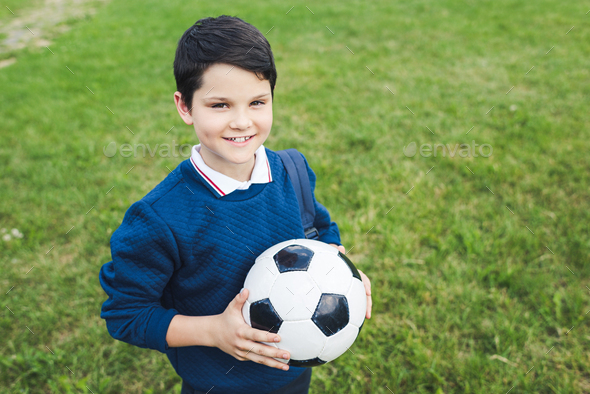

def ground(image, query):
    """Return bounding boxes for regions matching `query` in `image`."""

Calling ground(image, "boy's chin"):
[224,149,259,163]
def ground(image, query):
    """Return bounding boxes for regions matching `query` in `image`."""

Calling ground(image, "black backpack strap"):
[276,149,319,240]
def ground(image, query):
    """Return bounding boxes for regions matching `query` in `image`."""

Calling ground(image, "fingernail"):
[283,353,288,359]
[282,365,289,371]
[274,336,280,342]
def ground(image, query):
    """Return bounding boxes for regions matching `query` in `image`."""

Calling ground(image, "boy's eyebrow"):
[202,93,270,102]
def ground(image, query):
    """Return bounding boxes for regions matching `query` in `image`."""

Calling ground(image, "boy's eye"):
[211,100,264,108]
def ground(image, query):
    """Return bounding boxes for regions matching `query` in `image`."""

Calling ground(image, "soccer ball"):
[241,239,366,367]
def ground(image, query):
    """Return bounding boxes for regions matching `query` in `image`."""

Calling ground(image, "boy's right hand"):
[212,288,291,371]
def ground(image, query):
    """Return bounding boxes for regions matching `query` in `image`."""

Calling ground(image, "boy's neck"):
[200,150,256,182]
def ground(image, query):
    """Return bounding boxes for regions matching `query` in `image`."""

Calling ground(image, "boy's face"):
[174,63,273,181]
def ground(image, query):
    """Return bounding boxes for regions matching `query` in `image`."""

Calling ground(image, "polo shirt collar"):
[189,144,273,197]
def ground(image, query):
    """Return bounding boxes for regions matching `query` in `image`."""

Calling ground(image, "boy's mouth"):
[223,135,255,143]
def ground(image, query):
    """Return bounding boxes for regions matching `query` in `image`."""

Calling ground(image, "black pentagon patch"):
[288,357,327,368]
[250,299,283,334]
[311,294,349,337]
[338,252,361,280]
[273,245,314,273]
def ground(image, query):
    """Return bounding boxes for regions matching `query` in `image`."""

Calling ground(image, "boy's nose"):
[230,110,253,130]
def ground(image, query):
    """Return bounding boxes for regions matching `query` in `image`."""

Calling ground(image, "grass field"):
[1,0,589,393]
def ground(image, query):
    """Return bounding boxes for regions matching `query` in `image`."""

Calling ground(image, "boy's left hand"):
[329,244,372,319]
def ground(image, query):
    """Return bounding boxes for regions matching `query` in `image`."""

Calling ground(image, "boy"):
[99,15,371,394]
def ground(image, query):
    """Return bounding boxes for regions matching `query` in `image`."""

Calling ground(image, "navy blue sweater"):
[99,148,341,393]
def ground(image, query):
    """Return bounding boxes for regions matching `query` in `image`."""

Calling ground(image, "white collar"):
[189,144,273,197]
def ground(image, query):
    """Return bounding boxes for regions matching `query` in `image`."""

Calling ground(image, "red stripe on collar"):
[266,157,272,182]
[190,156,226,196]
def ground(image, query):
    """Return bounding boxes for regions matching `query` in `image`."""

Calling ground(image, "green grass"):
[0,0,104,61]
[0,0,42,18]
[1,0,589,393]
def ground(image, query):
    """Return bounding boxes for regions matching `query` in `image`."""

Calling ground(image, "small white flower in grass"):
[2,234,11,241]
[509,105,517,112]
[11,229,23,238]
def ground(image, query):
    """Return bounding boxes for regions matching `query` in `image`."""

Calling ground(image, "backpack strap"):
[276,149,319,240]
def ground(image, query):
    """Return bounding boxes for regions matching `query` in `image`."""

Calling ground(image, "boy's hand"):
[329,244,372,319]
[212,288,291,371]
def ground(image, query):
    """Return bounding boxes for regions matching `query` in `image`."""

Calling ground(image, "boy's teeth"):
[228,136,252,142]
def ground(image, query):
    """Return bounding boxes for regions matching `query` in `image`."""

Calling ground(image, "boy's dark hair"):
[174,15,277,112]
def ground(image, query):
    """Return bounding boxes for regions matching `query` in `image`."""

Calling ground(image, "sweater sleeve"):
[300,153,342,246]
[99,200,179,353]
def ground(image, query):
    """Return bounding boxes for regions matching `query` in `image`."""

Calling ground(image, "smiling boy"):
[174,63,272,183]
[99,15,371,394]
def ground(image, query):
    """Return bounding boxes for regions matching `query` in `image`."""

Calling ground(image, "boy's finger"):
[247,352,290,371]
[328,243,345,254]
[249,328,281,344]
[359,270,371,295]
[246,344,290,368]
[252,342,290,361]
[232,288,249,308]
[365,280,371,296]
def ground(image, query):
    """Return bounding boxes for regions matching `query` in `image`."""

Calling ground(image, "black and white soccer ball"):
[241,239,366,367]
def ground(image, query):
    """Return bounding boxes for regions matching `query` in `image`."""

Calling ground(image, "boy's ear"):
[174,92,194,125]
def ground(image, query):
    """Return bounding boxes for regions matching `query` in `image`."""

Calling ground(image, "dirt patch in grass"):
[0,0,108,61]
